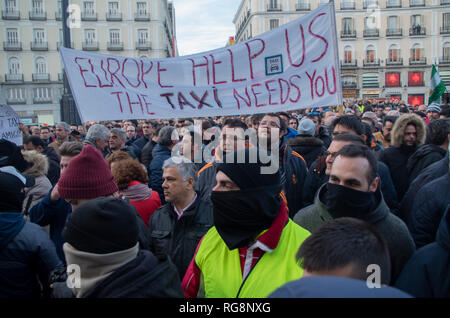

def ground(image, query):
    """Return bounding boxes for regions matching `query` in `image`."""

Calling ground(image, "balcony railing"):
[136,41,151,51]
[296,3,311,11]
[267,3,282,11]
[135,11,150,21]
[341,30,356,38]
[82,41,99,51]
[440,26,450,34]
[81,11,97,21]
[386,58,403,66]
[410,26,426,36]
[363,59,381,67]
[31,41,48,51]
[29,10,46,20]
[5,73,23,82]
[3,41,22,51]
[2,9,20,19]
[386,0,402,8]
[107,41,124,51]
[341,1,356,9]
[364,28,379,37]
[439,56,450,64]
[34,96,52,104]
[106,12,122,21]
[341,60,358,67]
[409,57,427,65]
[386,28,402,37]
[32,73,50,82]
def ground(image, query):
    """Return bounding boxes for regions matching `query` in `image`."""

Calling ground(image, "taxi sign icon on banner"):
[265,55,283,76]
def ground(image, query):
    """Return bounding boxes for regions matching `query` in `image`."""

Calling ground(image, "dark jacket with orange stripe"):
[196,142,307,219]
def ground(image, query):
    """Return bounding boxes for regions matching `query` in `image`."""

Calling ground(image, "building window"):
[270,19,279,30]
[268,0,280,10]
[388,44,400,61]
[108,1,119,14]
[410,0,425,6]
[109,29,120,44]
[8,57,20,74]
[408,94,424,106]
[385,72,400,87]
[366,45,376,62]
[362,73,379,88]
[31,0,43,12]
[83,1,95,14]
[6,28,19,43]
[5,0,17,12]
[84,29,96,43]
[344,46,353,63]
[7,88,26,102]
[410,44,423,61]
[35,57,47,74]
[342,75,356,88]
[33,87,52,103]
[444,43,450,61]
[137,29,148,44]
[33,28,45,43]
[408,71,424,86]
[387,0,401,7]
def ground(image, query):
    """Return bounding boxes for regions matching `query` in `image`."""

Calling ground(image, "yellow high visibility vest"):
[194,220,310,298]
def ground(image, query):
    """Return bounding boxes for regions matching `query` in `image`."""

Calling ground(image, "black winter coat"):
[408,171,450,249]
[147,194,213,277]
[149,144,172,204]
[379,145,417,202]
[407,144,447,183]
[287,136,326,169]
[395,205,450,298]
[399,156,449,223]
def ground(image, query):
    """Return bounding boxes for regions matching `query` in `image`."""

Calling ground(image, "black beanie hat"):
[63,197,139,254]
[216,148,281,191]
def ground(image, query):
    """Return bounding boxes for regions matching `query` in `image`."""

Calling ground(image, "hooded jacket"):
[0,212,62,298]
[287,136,326,169]
[293,184,415,283]
[52,250,184,298]
[408,171,450,249]
[406,144,448,183]
[22,151,52,214]
[380,114,426,201]
[395,205,450,298]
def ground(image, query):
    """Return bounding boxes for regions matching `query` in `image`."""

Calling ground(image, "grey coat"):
[293,183,416,283]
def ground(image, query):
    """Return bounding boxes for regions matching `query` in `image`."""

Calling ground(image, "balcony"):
[31,41,48,51]
[5,73,23,83]
[386,0,402,8]
[267,3,282,11]
[386,28,402,37]
[81,11,97,21]
[34,96,52,104]
[2,9,20,19]
[107,41,124,51]
[341,1,356,9]
[29,10,46,20]
[440,26,450,34]
[386,58,404,66]
[82,41,99,51]
[136,41,151,51]
[106,12,122,21]
[439,56,450,64]
[32,73,50,82]
[410,26,426,36]
[363,59,381,67]
[3,41,22,51]
[341,60,358,68]
[135,11,150,21]
[409,57,427,65]
[341,30,356,39]
[363,28,379,38]
[296,3,311,11]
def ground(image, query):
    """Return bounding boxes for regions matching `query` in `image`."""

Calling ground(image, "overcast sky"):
[172,0,242,57]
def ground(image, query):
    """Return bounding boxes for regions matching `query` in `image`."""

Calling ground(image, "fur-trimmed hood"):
[22,150,49,177]
[287,136,324,148]
[391,114,426,148]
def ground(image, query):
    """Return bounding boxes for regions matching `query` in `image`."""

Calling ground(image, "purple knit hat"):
[58,145,118,199]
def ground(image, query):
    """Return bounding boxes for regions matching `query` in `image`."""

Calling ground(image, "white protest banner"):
[60,2,342,122]
[0,104,23,146]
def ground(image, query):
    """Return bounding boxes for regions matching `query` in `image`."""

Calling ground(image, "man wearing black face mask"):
[294,144,415,283]
[182,148,310,298]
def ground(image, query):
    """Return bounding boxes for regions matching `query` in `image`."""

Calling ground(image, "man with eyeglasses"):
[257,113,307,217]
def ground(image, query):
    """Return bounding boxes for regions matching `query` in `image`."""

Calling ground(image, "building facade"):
[0,0,176,125]
[233,0,450,104]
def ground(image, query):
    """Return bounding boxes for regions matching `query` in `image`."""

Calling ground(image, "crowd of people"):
[1,97,449,298]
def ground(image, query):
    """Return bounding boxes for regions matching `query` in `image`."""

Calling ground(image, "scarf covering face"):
[324,183,378,220]
[213,148,283,250]
[63,242,139,298]
[122,182,152,202]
